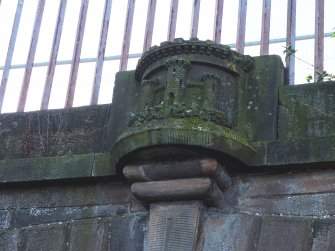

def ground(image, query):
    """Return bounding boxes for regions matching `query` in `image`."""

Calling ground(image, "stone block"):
[109,213,147,251]
[92,152,115,176]
[0,104,111,159]
[200,213,260,251]
[0,182,131,210]
[0,154,94,183]
[312,220,335,251]
[238,55,284,142]
[69,219,108,251]
[147,202,202,251]
[278,81,335,140]
[241,169,335,198]
[10,204,128,228]
[238,193,335,217]
[18,223,67,251]
[0,229,19,251]
[257,216,311,251]
[0,210,11,229]
[267,138,312,165]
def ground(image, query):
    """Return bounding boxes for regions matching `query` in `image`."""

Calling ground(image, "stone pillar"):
[123,159,231,251]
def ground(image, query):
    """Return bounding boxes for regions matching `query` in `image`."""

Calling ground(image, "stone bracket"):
[123,158,231,207]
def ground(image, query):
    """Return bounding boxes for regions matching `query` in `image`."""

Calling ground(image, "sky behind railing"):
[0,0,334,113]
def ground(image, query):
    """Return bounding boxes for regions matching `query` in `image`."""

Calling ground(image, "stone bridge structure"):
[0,39,335,250]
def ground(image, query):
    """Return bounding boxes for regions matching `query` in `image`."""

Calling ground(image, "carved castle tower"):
[164,58,189,111]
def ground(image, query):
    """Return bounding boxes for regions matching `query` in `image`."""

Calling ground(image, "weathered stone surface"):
[237,55,284,142]
[131,178,224,206]
[18,223,68,251]
[0,229,19,251]
[0,209,11,229]
[257,216,311,251]
[267,136,335,165]
[69,219,108,251]
[0,152,114,183]
[0,182,131,210]
[199,213,261,251]
[278,81,335,139]
[124,159,231,191]
[92,152,115,176]
[10,204,128,228]
[106,71,140,148]
[109,39,273,170]
[312,220,335,251]
[0,154,93,183]
[238,192,335,217]
[0,105,111,159]
[147,202,202,251]
[240,169,335,197]
[109,214,147,251]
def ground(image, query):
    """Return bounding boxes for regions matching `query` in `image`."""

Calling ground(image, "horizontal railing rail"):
[1,32,333,71]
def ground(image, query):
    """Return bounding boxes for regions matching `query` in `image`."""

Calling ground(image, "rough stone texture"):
[0,182,131,211]
[109,40,281,169]
[0,209,11,229]
[106,71,140,148]
[200,213,260,251]
[10,204,128,228]
[237,55,284,142]
[257,216,311,251]
[147,202,202,251]
[0,229,19,251]
[0,39,334,250]
[18,223,68,251]
[311,220,335,251]
[0,105,112,159]
[1,214,148,251]
[69,219,108,251]
[0,152,114,183]
[235,169,335,217]
[109,214,147,251]
[278,82,335,139]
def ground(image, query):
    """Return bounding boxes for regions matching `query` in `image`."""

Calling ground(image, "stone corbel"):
[123,159,231,251]
[124,158,231,207]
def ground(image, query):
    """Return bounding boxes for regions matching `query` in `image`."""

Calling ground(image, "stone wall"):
[2,162,335,250]
[0,180,147,250]
[0,39,334,250]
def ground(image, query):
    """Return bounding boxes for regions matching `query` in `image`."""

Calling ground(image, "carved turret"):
[201,74,220,111]
[139,80,159,111]
[164,58,189,110]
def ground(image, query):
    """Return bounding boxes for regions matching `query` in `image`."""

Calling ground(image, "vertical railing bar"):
[286,0,296,85]
[314,0,324,80]
[143,0,157,52]
[119,0,135,71]
[260,0,271,55]
[167,0,178,42]
[41,0,67,110]
[90,0,113,105]
[236,0,247,54]
[213,0,224,44]
[17,0,45,112]
[190,0,200,38]
[0,0,24,113]
[65,0,89,108]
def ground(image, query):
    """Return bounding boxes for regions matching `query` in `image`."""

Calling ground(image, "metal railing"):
[0,0,332,113]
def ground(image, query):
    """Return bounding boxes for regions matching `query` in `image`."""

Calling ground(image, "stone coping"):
[0,152,115,183]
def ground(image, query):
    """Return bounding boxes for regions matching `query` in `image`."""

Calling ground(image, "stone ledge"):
[0,152,116,183]
[267,136,335,165]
